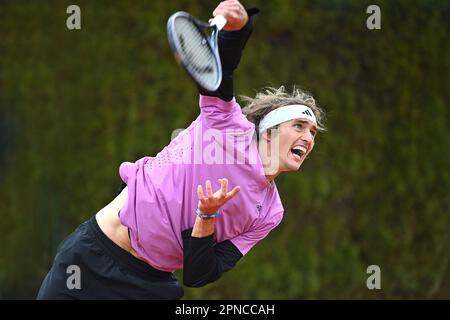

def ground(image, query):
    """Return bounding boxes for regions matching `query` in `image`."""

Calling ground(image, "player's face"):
[276,119,316,172]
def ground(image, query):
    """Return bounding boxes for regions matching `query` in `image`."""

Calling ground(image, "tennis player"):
[37,0,325,299]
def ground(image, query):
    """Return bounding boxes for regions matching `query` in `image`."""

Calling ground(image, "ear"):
[260,130,272,142]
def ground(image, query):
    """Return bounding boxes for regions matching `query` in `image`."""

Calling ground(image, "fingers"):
[212,0,247,30]
[197,185,206,203]
[205,180,213,198]
[220,0,245,10]
[199,178,239,203]
[213,4,242,19]
[219,178,228,197]
[226,185,241,200]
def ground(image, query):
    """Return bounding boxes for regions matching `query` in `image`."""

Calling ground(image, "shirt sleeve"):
[230,212,284,256]
[199,95,254,132]
[181,228,243,288]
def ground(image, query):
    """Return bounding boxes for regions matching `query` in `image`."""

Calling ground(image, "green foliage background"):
[0,0,449,299]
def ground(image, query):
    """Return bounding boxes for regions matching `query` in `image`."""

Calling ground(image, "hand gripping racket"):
[167,12,227,92]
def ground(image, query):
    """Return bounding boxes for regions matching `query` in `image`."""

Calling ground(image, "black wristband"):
[218,8,260,72]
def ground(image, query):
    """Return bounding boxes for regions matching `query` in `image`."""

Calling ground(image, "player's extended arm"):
[182,178,242,287]
[199,1,259,101]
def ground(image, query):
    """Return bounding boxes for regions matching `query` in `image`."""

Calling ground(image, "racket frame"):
[167,11,223,92]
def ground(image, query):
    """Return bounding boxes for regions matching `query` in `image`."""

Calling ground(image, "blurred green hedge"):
[0,0,449,299]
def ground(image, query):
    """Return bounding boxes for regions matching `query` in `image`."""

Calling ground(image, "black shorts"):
[37,216,184,300]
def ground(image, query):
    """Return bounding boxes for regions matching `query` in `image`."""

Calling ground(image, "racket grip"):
[210,15,227,31]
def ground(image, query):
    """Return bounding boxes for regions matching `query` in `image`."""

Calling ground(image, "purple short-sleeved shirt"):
[119,95,284,272]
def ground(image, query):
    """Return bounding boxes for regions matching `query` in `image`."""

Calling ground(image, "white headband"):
[258,104,317,134]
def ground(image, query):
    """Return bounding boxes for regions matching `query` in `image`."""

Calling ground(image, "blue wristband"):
[196,209,220,219]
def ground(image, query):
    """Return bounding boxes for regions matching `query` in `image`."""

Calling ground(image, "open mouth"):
[290,146,307,161]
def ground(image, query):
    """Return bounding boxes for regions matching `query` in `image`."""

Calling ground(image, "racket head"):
[167,11,222,92]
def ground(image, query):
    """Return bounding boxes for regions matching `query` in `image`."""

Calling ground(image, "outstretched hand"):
[211,0,248,31]
[197,178,240,215]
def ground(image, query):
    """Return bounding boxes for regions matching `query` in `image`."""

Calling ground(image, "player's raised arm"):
[200,1,259,101]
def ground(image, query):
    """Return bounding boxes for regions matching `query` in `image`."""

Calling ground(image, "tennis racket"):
[167,12,227,92]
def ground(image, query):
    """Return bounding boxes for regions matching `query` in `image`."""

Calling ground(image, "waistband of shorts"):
[87,215,174,281]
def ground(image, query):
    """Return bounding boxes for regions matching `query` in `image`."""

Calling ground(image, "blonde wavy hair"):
[240,86,326,137]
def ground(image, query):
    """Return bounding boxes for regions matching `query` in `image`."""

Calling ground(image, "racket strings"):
[172,18,220,88]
